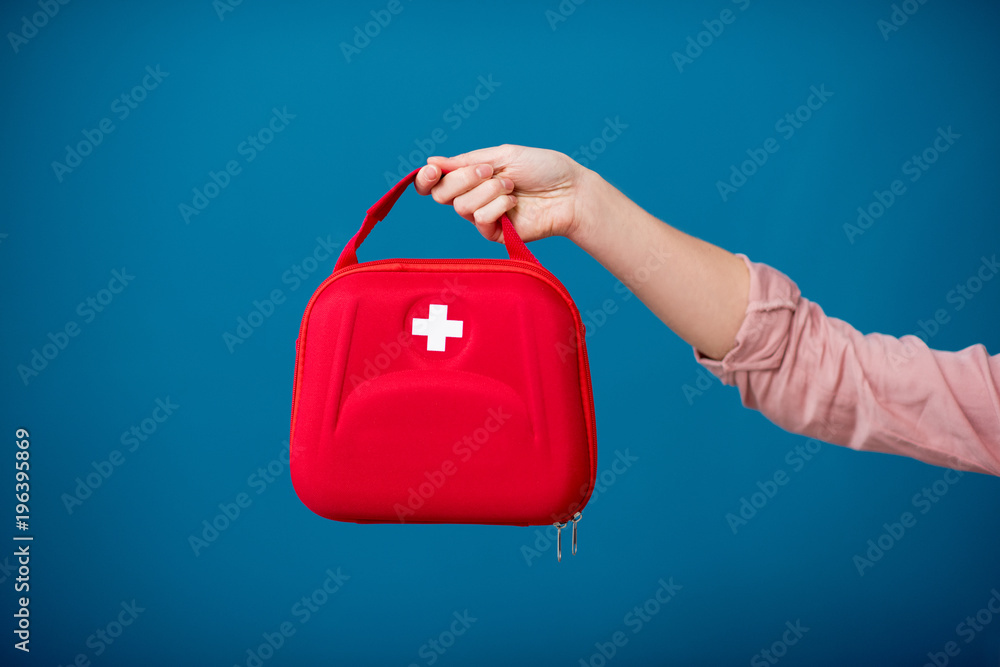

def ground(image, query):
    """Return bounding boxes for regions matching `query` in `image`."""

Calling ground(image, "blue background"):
[2,0,1000,665]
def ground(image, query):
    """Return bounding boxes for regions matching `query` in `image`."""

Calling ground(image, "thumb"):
[414,163,441,195]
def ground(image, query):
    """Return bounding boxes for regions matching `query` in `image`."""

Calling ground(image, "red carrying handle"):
[334,167,540,271]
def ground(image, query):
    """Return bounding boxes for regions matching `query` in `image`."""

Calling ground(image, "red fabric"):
[291,175,596,526]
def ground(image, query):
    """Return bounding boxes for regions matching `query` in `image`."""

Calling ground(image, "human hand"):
[414,144,590,244]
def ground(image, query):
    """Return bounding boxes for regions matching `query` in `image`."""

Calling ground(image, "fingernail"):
[424,165,438,178]
[508,195,517,205]
[501,178,514,191]
[476,164,492,179]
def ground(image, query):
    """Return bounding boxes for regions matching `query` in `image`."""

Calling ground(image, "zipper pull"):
[571,512,582,556]
[553,521,567,562]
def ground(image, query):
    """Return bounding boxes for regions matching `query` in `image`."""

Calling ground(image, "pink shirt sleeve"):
[694,254,1000,476]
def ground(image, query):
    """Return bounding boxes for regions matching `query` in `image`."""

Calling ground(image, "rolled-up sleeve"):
[694,254,1000,476]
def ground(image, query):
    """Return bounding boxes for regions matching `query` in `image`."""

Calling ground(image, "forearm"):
[567,168,749,360]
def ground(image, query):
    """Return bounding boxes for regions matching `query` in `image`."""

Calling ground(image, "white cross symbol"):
[411,304,464,352]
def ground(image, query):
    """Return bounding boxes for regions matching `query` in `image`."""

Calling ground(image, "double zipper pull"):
[553,521,567,562]
[571,512,582,556]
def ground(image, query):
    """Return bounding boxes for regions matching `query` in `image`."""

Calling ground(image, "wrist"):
[565,165,608,246]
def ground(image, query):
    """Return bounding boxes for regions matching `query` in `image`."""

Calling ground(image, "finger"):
[430,164,493,205]
[427,144,517,173]
[414,164,441,196]
[452,177,514,221]
[472,194,518,242]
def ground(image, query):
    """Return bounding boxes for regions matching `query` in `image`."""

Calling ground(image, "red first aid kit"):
[290,168,597,560]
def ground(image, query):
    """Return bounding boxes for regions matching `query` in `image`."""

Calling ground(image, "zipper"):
[289,257,600,554]
[554,521,566,562]
[552,512,584,563]
[572,511,582,556]
[290,336,301,444]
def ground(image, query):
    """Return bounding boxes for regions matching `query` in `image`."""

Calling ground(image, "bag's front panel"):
[291,265,594,525]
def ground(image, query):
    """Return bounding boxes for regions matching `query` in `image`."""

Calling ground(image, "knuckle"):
[465,165,484,183]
